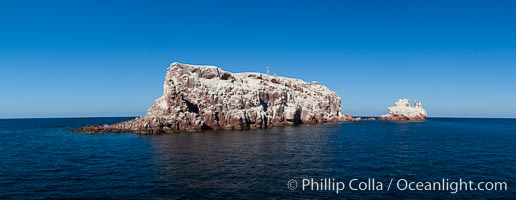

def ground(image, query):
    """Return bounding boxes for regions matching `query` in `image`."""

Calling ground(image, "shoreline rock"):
[77,62,344,134]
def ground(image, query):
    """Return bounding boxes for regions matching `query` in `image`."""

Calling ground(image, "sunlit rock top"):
[379,98,427,121]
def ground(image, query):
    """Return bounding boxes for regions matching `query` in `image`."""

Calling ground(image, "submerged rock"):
[379,99,427,121]
[77,62,344,134]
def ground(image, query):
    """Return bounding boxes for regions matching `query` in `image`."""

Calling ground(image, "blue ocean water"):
[0,117,514,199]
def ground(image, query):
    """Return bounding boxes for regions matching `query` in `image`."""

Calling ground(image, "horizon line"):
[1,115,515,120]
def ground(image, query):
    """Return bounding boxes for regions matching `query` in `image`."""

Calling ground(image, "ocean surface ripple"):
[0,117,514,199]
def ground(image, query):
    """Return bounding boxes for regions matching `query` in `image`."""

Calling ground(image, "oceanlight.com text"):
[287,178,508,194]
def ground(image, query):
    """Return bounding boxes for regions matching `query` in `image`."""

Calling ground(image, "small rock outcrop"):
[77,62,344,134]
[379,99,427,121]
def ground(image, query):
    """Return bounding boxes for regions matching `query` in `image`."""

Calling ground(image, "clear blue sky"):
[1,0,515,118]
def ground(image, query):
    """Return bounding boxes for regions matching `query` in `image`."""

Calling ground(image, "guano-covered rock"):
[77,62,344,134]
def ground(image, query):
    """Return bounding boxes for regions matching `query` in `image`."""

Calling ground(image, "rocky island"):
[379,99,427,121]
[77,62,344,134]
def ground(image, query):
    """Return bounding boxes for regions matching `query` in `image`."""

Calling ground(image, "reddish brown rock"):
[77,62,344,134]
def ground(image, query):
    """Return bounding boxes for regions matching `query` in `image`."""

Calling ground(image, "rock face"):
[77,62,344,134]
[379,99,427,121]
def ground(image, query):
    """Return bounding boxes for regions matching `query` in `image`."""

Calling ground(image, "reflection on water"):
[0,118,514,199]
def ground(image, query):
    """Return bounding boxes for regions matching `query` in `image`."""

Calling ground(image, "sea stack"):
[77,62,344,134]
[379,99,427,121]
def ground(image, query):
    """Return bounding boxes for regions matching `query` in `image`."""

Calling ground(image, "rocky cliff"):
[78,62,344,134]
[379,99,427,121]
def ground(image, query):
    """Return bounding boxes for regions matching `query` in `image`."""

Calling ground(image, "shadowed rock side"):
[77,62,344,134]
[379,98,427,121]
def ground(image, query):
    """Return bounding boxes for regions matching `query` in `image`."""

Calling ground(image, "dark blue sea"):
[0,117,514,199]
